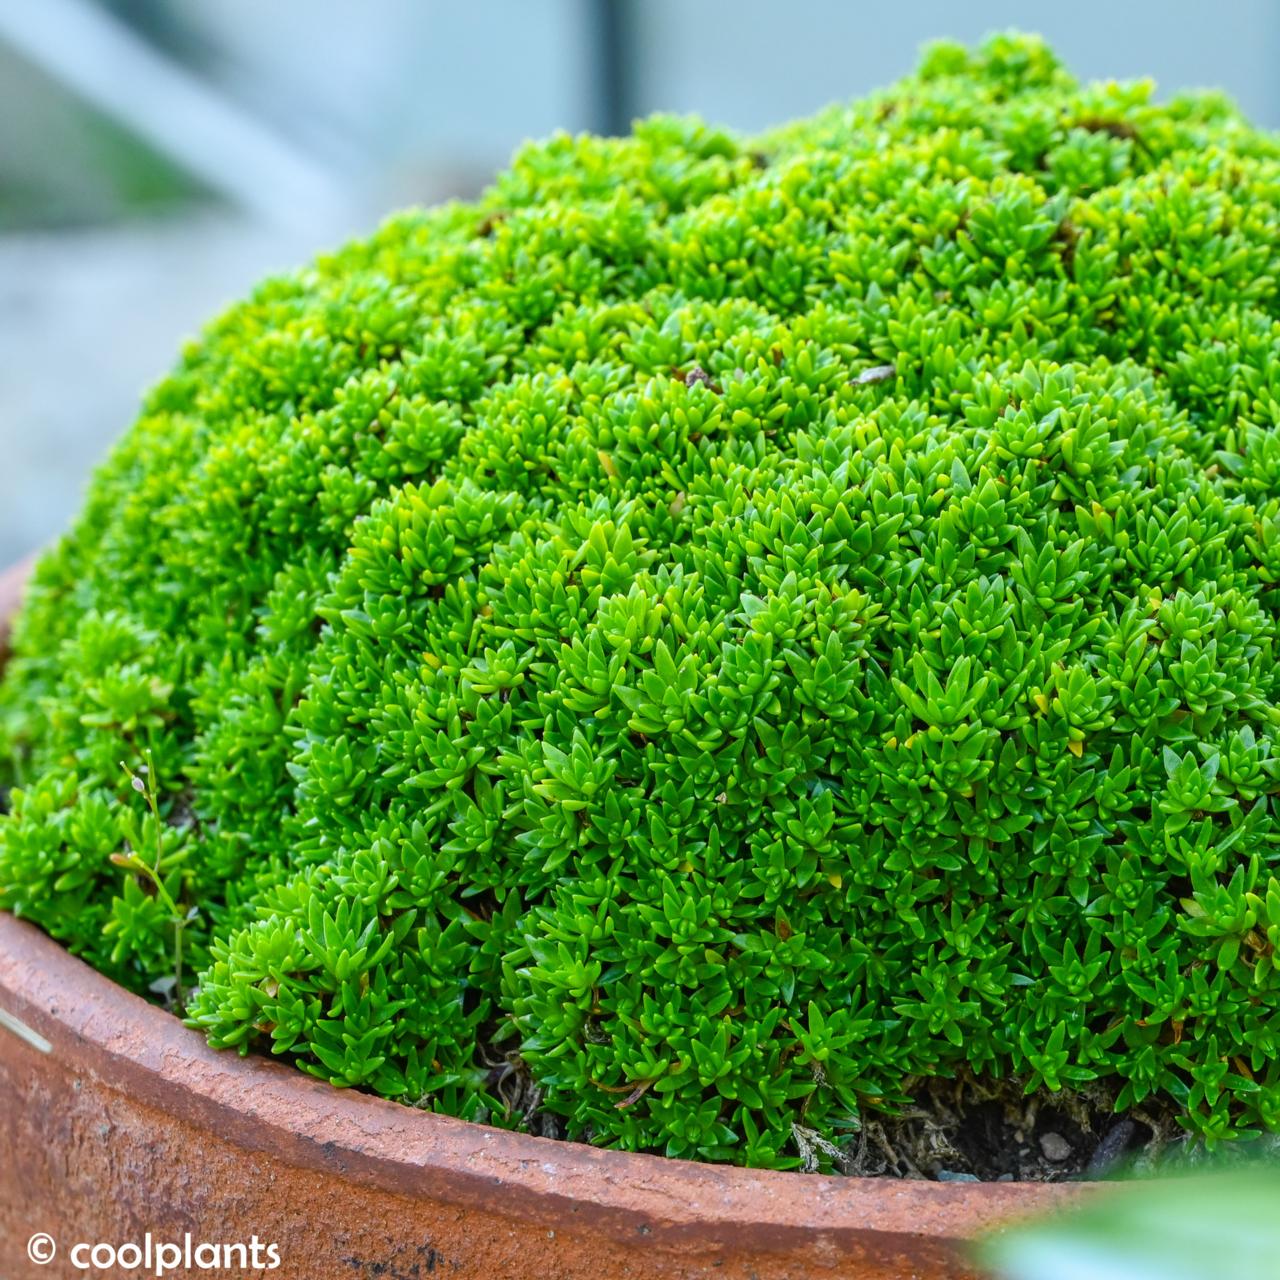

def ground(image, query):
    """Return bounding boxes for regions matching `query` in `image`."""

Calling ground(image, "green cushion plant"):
[4,32,1280,1172]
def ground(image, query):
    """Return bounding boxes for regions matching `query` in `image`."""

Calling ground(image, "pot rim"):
[0,916,1078,1250]
[0,557,1080,1254]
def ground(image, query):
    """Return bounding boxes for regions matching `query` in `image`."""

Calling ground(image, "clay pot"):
[0,564,1082,1279]
[0,554,33,662]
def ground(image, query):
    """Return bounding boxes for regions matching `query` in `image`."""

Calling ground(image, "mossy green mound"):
[5,34,1280,1168]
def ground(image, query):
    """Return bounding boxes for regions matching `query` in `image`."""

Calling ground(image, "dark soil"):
[828,1072,1182,1183]
[470,1056,1189,1182]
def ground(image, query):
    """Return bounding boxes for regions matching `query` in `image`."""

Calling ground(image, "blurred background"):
[2,0,1278,567]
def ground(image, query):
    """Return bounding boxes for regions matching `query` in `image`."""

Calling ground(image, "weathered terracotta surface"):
[0,905,1086,1279]
[0,563,1086,1279]
[0,554,32,660]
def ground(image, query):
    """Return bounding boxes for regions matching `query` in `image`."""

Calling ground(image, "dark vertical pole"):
[590,0,635,137]
[102,0,209,66]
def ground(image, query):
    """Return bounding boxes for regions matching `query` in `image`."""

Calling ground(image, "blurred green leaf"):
[984,1171,1280,1280]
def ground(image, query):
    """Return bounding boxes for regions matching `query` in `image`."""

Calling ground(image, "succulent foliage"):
[5,35,1280,1168]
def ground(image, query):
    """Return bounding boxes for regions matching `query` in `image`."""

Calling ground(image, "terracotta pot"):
[0,554,33,662]
[0,564,1084,1280]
